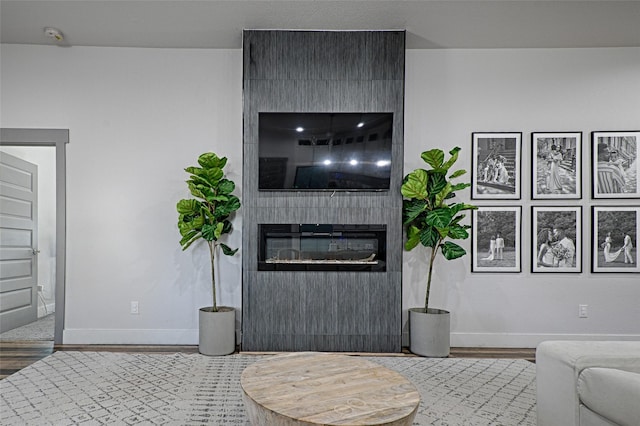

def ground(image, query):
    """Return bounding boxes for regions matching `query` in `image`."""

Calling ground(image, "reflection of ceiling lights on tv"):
[349,159,359,166]
[296,127,304,132]
[323,159,332,165]
[357,122,364,128]
[376,160,391,167]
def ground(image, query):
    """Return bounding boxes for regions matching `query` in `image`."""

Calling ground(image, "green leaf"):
[215,195,241,217]
[201,223,218,241]
[179,214,204,234]
[213,222,224,239]
[441,241,466,260]
[428,172,447,195]
[179,232,201,250]
[401,169,428,199]
[187,182,207,199]
[421,149,444,169]
[177,199,201,214]
[208,194,229,203]
[450,182,471,193]
[449,169,466,179]
[435,182,452,207]
[448,224,469,239]
[404,225,422,250]
[425,208,454,229]
[220,243,238,256]
[403,199,427,225]
[419,226,440,248]
[179,228,198,243]
[198,152,227,169]
[441,146,461,171]
[221,219,233,234]
[218,179,235,195]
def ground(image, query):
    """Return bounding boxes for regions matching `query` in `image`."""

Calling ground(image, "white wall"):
[404,48,640,347]
[0,146,56,317]
[1,44,638,346]
[1,45,243,344]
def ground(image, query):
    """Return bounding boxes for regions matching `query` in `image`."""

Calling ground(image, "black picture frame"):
[591,206,640,273]
[471,206,522,272]
[471,132,522,199]
[532,132,582,199]
[532,206,582,273]
[591,131,640,199]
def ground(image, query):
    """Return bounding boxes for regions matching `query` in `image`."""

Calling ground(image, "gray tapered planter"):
[409,308,450,357]
[199,306,236,356]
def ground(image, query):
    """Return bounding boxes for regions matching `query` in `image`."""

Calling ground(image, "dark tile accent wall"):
[242,30,405,352]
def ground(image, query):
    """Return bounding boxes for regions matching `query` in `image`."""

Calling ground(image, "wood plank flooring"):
[0,341,535,380]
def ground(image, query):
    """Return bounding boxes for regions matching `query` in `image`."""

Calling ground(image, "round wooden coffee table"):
[240,352,420,425]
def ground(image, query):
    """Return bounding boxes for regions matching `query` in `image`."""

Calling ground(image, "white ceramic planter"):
[199,306,236,356]
[409,307,450,357]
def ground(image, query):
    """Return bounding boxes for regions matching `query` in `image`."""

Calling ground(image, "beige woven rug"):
[1,352,536,425]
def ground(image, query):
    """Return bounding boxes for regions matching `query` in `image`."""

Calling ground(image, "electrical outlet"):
[578,304,588,318]
[130,301,139,315]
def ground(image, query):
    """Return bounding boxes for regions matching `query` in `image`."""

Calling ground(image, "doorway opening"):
[0,128,68,345]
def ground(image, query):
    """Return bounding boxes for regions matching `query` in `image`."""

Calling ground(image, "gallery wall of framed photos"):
[470,130,640,275]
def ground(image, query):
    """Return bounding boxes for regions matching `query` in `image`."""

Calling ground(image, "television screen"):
[258,112,393,191]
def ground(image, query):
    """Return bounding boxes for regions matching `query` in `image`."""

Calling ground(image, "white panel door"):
[0,151,38,333]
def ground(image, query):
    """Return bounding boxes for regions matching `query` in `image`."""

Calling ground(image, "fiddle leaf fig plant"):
[177,152,240,312]
[402,146,476,311]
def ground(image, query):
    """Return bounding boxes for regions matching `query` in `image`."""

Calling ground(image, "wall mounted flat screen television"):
[258,112,393,191]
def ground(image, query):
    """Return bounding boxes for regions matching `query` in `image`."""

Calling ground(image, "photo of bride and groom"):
[593,206,639,272]
[600,232,634,264]
[536,227,576,268]
[532,207,581,273]
[472,207,521,272]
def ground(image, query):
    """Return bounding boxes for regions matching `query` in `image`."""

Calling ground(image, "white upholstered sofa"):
[536,341,640,426]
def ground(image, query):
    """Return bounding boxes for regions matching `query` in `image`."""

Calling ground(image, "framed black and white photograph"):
[471,132,521,199]
[532,132,582,199]
[592,131,640,199]
[592,206,640,273]
[532,206,582,273]
[472,206,521,272]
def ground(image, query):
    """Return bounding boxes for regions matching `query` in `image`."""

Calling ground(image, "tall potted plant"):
[177,152,241,356]
[402,146,476,357]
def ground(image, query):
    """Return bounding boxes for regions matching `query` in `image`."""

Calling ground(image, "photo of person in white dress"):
[593,206,638,272]
[536,228,556,268]
[532,133,580,199]
[546,145,563,193]
[601,232,623,263]
[483,236,496,261]
[532,207,581,273]
[472,207,521,272]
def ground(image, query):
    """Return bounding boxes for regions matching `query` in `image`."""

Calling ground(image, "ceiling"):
[1,0,639,50]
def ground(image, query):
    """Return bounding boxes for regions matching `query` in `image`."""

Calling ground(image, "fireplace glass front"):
[258,224,386,271]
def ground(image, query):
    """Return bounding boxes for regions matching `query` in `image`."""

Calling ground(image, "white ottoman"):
[536,341,640,426]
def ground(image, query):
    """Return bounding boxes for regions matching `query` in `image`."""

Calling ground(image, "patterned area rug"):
[1,352,536,425]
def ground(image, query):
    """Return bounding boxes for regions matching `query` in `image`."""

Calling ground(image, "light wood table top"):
[240,352,420,425]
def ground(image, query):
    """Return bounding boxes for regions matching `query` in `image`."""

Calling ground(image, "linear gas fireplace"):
[258,224,386,272]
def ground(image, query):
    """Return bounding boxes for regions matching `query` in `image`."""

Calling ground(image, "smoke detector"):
[44,27,64,42]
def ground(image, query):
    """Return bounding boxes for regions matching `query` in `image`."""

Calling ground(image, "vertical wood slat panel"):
[243,30,405,352]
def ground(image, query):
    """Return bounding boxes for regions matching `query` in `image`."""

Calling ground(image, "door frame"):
[1,128,68,345]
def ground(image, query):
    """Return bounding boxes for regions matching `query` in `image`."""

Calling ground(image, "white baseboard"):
[62,328,243,345]
[402,331,640,348]
[450,332,640,348]
[63,328,200,345]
